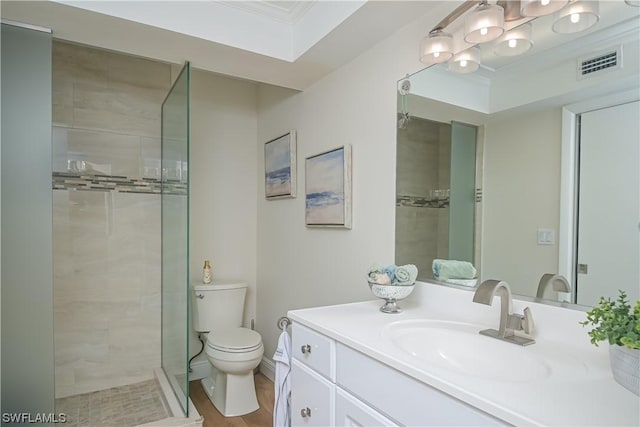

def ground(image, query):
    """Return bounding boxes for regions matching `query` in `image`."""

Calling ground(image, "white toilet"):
[191,282,264,417]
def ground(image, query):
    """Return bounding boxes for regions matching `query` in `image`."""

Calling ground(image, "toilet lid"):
[207,328,262,352]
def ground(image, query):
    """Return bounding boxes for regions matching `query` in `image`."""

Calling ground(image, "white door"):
[576,100,639,306]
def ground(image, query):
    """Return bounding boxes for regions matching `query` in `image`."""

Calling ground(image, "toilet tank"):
[191,282,247,332]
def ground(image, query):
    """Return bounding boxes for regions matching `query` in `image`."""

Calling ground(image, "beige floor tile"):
[56,379,169,427]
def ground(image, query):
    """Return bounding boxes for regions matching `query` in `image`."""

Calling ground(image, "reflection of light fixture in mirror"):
[494,22,533,56]
[552,1,600,34]
[398,78,411,129]
[448,46,481,74]
[521,0,569,17]
[420,30,454,64]
[464,1,505,44]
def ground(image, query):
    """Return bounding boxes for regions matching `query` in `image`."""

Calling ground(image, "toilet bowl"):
[191,281,263,417]
[202,327,264,416]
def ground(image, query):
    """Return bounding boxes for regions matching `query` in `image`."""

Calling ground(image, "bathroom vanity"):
[288,282,639,426]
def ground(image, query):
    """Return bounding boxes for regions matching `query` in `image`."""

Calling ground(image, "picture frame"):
[305,145,352,228]
[264,131,296,199]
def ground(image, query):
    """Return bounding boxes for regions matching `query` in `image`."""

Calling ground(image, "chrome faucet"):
[536,273,571,300]
[473,280,535,346]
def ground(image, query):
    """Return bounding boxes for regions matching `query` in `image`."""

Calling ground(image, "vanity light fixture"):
[520,0,569,17]
[464,1,505,44]
[420,30,454,64]
[552,0,600,34]
[418,0,606,73]
[448,46,481,73]
[494,22,533,56]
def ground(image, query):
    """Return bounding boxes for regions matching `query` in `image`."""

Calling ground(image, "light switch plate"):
[537,228,555,245]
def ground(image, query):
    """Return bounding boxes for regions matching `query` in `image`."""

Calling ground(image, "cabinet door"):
[335,387,399,427]
[336,343,506,426]
[291,359,334,427]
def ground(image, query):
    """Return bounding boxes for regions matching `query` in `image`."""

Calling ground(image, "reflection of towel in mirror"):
[395,264,418,285]
[444,278,478,287]
[432,259,477,281]
[273,331,291,427]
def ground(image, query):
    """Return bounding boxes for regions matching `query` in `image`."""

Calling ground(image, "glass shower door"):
[161,62,190,415]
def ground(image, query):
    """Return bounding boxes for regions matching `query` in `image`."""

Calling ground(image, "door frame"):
[558,88,639,303]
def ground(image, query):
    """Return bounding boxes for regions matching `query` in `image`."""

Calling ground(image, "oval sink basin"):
[382,319,552,383]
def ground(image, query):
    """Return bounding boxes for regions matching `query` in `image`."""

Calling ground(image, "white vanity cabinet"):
[291,323,396,427]
[291,322,505,427]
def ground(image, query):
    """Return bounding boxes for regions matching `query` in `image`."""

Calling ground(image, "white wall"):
[189,69,258,361]
[481,107,562,297]
[255,9,449,361]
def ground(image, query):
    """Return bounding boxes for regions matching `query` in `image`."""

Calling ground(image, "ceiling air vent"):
[577,47,622,79]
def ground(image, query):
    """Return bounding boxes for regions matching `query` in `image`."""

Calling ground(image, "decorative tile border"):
[397,195,449,208]
[396,189,482,208]
[52,172,187,195]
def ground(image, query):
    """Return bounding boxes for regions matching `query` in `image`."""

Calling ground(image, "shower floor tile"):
[56,379,170,427]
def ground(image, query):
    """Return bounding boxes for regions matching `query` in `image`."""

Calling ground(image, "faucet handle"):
[507,307,535,335]
[522,307,535,335]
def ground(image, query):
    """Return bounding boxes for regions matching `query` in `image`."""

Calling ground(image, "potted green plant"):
[580,290,639,395]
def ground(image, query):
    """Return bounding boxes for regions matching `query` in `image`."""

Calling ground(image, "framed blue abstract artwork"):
[265,131,296,199]
[305,145,352,228]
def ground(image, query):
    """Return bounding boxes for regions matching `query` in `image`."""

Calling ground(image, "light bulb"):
[570,13,580,23]
[541,0,550,5]
[460,60,468,67]
[480,27,488,36]
[508,39,517,48]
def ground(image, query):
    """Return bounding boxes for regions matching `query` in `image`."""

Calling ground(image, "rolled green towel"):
[368,263,383,282]
[395,264,418,285]
[432,259,477,281]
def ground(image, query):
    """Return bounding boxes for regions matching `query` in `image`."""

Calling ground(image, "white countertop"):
[288,281,640,427]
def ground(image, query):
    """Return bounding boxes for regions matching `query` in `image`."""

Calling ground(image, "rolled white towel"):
[371,272,392,285]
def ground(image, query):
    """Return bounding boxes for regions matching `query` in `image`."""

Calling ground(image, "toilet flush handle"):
[301,344,311,354]
[195,294,204,299]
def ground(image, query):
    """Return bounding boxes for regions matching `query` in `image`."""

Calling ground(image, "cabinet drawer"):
[291,359,335,427]
[292,323,336,380]
[335,387,400,427]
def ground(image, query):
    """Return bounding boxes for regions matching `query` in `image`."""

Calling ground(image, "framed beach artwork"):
[265,131,296,199]
[305,145,352,228]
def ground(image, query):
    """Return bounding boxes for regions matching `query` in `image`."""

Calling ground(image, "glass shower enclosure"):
[161,62,190,415]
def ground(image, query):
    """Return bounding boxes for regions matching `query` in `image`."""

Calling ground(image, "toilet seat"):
[206,327,262,353]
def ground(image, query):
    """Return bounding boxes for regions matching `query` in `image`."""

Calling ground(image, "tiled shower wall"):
[52,41,172,397]
[395,117,451,279]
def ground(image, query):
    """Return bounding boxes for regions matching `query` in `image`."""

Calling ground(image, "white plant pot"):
[609,345,640,396]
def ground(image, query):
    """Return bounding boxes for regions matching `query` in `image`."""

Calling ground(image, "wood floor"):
[189,373,275,427]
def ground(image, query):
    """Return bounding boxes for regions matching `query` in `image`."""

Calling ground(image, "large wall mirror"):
[396,1,639,308]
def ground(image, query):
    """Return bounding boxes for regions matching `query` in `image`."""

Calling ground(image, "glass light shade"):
[552,1,599,34]
[494,23,533,56]
[521,0,569,17]
[420,31,454,64]
[464,3,505,44]
[448,47,481,74]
